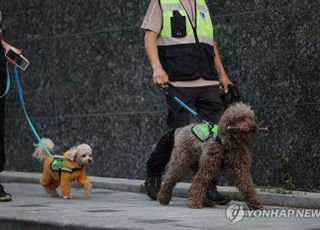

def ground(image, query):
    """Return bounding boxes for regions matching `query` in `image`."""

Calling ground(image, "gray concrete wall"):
[1,0,319,190]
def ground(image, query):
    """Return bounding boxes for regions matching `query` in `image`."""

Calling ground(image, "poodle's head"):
[65,144,93,166]
[219,102,258,147]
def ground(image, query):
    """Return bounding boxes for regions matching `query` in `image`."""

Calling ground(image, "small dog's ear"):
[65,148,77,161]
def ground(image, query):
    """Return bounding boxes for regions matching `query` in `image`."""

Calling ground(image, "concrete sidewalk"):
[1,171,320,209]
[1,183,320,230]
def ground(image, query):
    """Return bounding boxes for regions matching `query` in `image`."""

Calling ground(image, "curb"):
[1,171,319,209]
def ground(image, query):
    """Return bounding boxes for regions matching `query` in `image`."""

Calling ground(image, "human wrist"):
[1,41,10,51]
[219,74,228,81]
[152,64,163,71]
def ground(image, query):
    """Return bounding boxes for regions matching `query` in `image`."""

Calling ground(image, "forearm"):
[144,31,162,70]
[1,39,11,51]
[213,43,228,79]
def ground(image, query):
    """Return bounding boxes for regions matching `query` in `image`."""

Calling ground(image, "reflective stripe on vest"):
[158,0,214,46]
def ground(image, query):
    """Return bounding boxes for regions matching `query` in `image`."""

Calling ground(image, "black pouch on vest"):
[171,11,187,38]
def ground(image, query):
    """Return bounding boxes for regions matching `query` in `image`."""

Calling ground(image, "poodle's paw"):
[203,198,215,208]
[246,199,263,210]
[157,190,171,205]
[84,183,92,199]
[43,186,51,195]
[63,195,72,199]
[49,189,59,197]
[188,199,203,209]
[43,186,59,197]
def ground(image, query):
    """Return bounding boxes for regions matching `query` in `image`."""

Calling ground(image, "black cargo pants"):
[0,61,6,172]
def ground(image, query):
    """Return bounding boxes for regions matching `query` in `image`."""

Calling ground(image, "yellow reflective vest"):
[157,0,218,81]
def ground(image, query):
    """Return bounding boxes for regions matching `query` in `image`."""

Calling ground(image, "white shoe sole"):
[0,194,12,202]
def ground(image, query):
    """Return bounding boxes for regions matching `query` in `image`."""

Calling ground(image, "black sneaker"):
[0,184,12,202]
[206,183,230,205]
[144,175,161,200]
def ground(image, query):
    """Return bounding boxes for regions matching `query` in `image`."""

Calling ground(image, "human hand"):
[2,42,22,65]
[10,46,22,55]
[152,66,169,86]
[8,47,22,65]
[220,75,233,93]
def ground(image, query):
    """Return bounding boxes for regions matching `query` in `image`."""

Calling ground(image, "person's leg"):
[195,85,224,124]
[0,63,11,202]
[146,129,175,177]
[145,87,195,199]
[0,65,5,173]
[195,85,230,205]
[144,129,174,200]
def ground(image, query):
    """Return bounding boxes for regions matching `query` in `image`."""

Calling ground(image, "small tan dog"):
[33,138,93,199]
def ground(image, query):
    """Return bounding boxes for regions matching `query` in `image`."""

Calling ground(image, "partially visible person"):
[0,9,22,202]
[142,0,233,204]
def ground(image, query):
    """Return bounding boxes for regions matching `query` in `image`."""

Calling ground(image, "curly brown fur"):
[157,102,263,209]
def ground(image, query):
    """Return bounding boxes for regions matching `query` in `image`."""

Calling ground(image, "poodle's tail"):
[32,138,55,161]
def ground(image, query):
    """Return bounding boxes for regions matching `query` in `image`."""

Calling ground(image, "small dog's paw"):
[157,191,171,205]
[63,195,71,199]
[188,199,203,209]
[84,183,92,199]
[203,198,215,208]
[44,186,51,195]
[44,186,59,197]
[50,189,59,197]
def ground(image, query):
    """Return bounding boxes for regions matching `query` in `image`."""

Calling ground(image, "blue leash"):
[161,83,200,118]
[3,64,52,156]
[173,96,199,117]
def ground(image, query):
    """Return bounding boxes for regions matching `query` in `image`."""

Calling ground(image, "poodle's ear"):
[65,148,77,161]
[218,121,236,150]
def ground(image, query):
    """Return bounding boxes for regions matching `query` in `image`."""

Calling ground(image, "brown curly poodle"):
[157,102,263,209]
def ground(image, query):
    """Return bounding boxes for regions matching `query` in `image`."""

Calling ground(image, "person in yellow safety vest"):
[142,0,232,204]
[0,10,22,202]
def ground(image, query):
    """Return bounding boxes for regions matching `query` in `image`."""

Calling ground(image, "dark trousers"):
[146,85,224,177]
[0,63,6,172]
